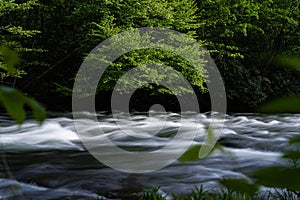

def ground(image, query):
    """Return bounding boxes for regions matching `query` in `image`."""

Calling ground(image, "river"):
[1,112,299,199]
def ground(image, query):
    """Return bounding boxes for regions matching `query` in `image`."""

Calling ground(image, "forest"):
[0,0,299,112]
[1,1,300,199]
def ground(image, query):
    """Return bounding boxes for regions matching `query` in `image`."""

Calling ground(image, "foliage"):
[138,186,267,200]
[0,0,43,84]
[138,187,166,200]
[0,45,46,123]
[258,95,300,113]
[3,0,205,98]
[0,45,20,76]
[61,0,207,96]
[179,144,203,163]
[0,85,46,124]
[219,178,259,197]
[275,55,300,71]
[179,120,300,199]
[196,0,300,109]
[84,30,207,96]
[179,127,224,162]
[0,0,46,124]
[1,0,300,110]
[251,166,300,191]
[257,55,300,113]
[140,137,300,200]
[217,134,300,199]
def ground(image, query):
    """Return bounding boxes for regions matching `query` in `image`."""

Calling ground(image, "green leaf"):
[179,144,202,163]
[0,86,26,124]
[0,45,21,75]
[257,96,300,113]
[283,150,300,160]
[25,97,46,123]
[219,178,259,196]
[179,126,224,162]
[251,166,300,191]
[275,55,300,71]
[198,126,217,158]
[0,86,46,124]
[289,135,300,144]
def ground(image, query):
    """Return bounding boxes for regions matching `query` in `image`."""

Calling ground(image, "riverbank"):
[37,91,253,113]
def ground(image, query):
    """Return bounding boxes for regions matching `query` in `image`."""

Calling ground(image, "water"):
[0,112,299,199]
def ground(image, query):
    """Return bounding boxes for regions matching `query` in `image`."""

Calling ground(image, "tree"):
[196,0,300,109]
[0,45,46,123]
[36,0,208,96]
[0,0,43,86]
